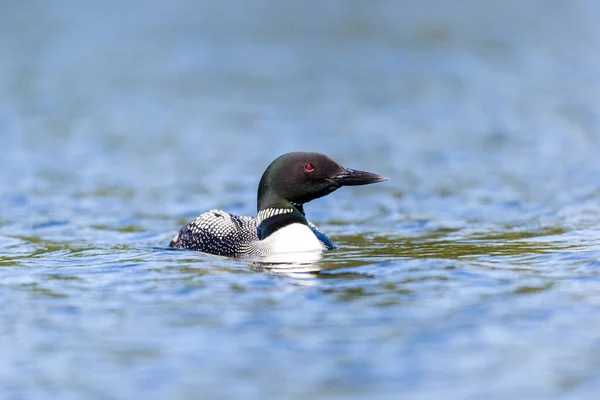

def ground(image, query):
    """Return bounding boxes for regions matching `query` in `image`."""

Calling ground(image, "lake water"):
[2,1,600,399]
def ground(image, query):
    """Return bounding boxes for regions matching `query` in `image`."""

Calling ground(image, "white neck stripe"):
[257,208,294,225]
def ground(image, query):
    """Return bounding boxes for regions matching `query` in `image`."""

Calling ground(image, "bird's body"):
[170,152,386,258]
[170,208,334,257]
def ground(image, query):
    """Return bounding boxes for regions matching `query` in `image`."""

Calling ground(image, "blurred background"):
[2,0,600,399]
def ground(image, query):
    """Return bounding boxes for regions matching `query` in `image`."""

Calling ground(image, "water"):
[2,1,600,398]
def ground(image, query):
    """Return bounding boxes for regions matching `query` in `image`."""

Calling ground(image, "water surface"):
[2,1,600,399]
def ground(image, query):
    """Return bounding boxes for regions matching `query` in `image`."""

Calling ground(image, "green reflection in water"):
[18,283,68,298]
[333,227,571,260]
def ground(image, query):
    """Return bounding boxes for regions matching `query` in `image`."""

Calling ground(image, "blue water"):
[2,1,600,398]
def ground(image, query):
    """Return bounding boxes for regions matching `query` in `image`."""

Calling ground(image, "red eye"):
[304,164,315,172]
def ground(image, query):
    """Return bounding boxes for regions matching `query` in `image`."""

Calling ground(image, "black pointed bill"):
[329,168,388,186]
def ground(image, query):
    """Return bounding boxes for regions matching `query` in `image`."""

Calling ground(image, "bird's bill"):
[329,168,388,186]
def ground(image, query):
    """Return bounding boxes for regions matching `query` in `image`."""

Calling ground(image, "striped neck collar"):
[257,207,294,225]
[256,207,308,240]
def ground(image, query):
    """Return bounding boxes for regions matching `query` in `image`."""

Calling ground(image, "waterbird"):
[170,152,387,257]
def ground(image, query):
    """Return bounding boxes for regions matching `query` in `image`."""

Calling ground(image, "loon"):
[169,152,387,257]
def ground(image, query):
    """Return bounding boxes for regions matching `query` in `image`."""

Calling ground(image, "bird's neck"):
[256,199,307,240]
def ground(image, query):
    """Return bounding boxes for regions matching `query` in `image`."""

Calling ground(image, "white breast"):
[254,223,326,254]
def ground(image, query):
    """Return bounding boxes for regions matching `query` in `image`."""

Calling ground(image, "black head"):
[257,152,387,212]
